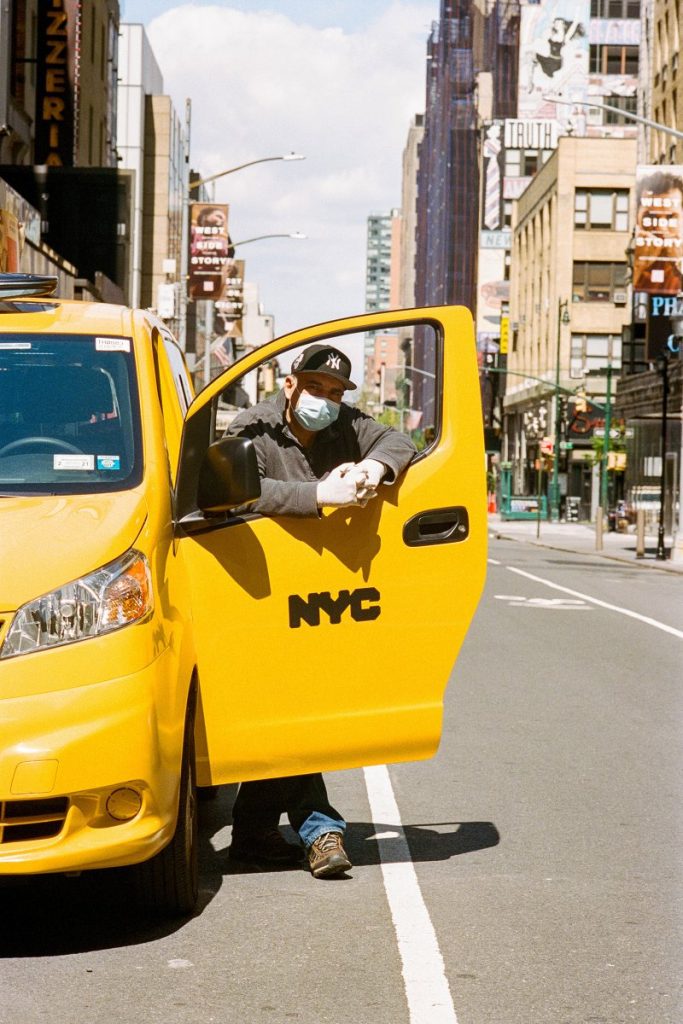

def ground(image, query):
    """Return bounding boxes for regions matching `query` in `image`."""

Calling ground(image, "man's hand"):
[317,464,377,508]
[352,459,386,491]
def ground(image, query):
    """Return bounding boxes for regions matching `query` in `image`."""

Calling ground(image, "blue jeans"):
[231,773,346,849]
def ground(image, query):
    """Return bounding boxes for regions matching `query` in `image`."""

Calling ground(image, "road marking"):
[494,594,590,609]
[364,765,459,1024]
[506,565,683,639]
[488,557,501,565]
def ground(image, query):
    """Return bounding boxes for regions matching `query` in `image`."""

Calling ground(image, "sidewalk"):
[488,513,683,575]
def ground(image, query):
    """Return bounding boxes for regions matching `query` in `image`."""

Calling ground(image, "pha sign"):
[647,294,683,358]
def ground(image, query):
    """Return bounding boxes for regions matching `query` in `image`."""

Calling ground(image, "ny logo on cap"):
[326,354,341,370]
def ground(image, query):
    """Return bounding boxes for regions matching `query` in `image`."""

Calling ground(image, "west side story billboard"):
[188,202,231,300]
[518,0,590,126]
[633,166,683,297]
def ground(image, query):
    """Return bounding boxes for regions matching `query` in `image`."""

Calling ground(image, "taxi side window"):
[162,335,193,413]
[211,325,440,453]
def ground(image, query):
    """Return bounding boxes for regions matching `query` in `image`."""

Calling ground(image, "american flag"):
[211,335,234,368]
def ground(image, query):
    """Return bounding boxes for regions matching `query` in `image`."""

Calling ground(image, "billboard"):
[188,203,231,300]
[633,166,683,297]
[215,259,246,338]
[482,122,505,231]
[518,0,590,126]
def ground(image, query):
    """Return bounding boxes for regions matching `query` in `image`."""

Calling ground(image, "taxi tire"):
[134,699,199,917]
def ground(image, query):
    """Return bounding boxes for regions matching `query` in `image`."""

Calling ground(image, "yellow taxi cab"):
[0,273,486,914]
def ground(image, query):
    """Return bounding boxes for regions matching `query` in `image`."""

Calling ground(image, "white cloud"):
[146,1,434,333]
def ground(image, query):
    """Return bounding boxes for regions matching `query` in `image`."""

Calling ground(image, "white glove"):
[352,459,386,491]
[340,459,386,501]
[317,464,373,508]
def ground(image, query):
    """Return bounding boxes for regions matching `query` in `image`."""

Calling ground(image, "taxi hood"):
[0,490,148,611]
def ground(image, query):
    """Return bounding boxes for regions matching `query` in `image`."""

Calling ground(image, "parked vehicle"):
[0,274,486,914]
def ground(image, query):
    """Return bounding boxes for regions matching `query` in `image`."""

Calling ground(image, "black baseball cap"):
[290,344,357,390]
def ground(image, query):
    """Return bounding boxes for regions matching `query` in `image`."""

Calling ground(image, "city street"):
[1,536,680,1024]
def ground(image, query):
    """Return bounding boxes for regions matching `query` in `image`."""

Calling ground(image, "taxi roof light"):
[0,273,58,299]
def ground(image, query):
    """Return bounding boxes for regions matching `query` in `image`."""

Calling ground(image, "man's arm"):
[351,411,417,484]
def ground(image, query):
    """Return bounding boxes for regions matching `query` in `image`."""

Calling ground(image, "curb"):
[490,530,683,575]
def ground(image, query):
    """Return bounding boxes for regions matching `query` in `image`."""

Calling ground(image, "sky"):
[119,0,438,335]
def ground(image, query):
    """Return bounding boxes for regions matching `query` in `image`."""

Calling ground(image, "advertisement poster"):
[481,121,505,231]
[518,0,590,125]
[633,166,683,296]
[215,259,245,337]
[188,202,231,300]
[476,247,509,350]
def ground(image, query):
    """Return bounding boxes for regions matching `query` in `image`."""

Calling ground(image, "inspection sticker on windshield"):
[54,454,95,471]
[95,336,130,352]
[97,455,121,471]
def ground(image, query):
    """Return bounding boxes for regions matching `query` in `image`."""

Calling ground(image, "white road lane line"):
[363,765,459,1024]
[506,565,683,639]
[488,557,501,565]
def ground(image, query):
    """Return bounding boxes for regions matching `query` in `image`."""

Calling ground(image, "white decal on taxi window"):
[53,454,95,471]
[97,455,121,471]
[0,342,31,349]
[95,337,130,353]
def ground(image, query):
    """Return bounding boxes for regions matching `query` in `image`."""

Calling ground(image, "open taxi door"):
[174,308,487,786]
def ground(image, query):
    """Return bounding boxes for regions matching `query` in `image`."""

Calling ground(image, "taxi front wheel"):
[133,700,199,916]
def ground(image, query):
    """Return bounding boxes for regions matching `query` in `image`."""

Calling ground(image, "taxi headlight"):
[0,549,153,659]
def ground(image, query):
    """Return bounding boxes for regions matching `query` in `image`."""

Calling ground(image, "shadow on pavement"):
[0,788,499,956]
[219,819,500,875]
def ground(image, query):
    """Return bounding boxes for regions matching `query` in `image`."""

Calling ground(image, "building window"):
[572,262,628,302]
[591,0,641,15]
[570,334,622,377]
[574,189,629,230]
[589,44,639,74]
[604,94,637,125]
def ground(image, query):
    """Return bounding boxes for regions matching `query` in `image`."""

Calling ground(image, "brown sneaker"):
[307,832,352,878]
[229,827,303,865]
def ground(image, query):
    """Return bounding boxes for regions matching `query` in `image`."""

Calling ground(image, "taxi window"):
[0,333,142,494]
[212,324,439,452]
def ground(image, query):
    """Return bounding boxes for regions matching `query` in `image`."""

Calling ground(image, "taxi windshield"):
[0,334,142,495]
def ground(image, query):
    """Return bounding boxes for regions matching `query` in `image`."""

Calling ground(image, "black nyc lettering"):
[288,588,381,628]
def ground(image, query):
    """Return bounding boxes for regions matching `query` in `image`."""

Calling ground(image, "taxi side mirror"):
[197,436,261,514]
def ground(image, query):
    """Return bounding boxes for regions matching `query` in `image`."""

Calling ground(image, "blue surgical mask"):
[292,390,340,432]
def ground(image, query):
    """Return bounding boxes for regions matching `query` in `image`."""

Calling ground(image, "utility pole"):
[550,299,569,521]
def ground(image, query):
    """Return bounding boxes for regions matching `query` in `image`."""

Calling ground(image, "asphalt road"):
[1,537,681,1024]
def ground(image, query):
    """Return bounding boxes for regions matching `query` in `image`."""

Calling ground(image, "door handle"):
[402,506,469,547]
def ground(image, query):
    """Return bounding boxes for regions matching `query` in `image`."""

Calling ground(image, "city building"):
[647,0,682,164]
[365,211,397,314]
[0,0,132,301]
[398,114,424,313]
[506,135,637,520]
[1,0,120,167]
[614,0,683,556]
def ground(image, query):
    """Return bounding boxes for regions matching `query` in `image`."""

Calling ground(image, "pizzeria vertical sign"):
[35,0,81,166]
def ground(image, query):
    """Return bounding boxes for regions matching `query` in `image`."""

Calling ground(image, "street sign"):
[593,427,631,439]
[559,441,574,450]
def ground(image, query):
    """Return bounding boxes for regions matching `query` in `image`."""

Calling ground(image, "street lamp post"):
[599,353,614,522]
[178,149,305,350]
[550,299,570,522]
[229,232,307,248]
[656,351,670,560]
